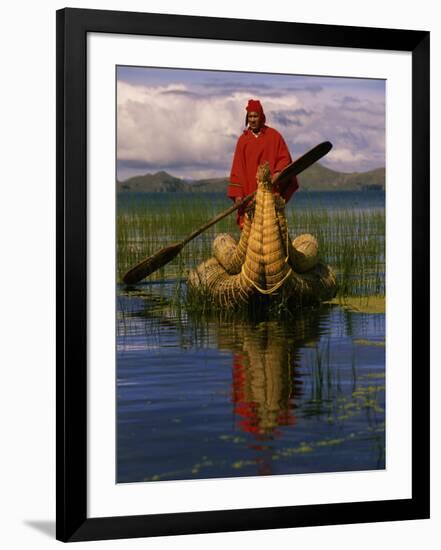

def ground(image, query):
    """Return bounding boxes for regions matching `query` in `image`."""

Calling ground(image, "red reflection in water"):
[231,352,297,438]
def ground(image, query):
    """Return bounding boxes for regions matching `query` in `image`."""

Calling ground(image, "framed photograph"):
[56,8,430,542]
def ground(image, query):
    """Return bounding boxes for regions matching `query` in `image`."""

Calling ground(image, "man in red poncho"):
[227,99,299,228]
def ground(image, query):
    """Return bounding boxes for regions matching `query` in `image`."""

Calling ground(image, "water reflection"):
[214,310,329,438]
[117,286,385,482]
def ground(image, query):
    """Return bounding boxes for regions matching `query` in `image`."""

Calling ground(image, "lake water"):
[116,190,385,483]
[118,189,385,214]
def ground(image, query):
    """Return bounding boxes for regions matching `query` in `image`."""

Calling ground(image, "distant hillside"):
[117,163,385,193]
[117,171,186,192]
[297,164,385,191]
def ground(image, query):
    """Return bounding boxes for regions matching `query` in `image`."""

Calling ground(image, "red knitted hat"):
[246,99,266,124]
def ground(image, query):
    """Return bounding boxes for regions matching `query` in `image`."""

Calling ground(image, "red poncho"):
[227,126,299,226]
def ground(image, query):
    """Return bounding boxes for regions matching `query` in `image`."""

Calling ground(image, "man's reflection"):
[217,309,328,439]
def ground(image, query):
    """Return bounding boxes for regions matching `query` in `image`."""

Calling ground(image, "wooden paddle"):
[122,141,332,284]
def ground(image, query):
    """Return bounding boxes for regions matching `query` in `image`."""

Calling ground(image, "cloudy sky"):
[117,66,385,182]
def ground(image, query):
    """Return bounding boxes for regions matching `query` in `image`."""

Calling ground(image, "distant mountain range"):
[116,163,385,193]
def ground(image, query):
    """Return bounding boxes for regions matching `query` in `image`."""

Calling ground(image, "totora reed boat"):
[187,162,337,310]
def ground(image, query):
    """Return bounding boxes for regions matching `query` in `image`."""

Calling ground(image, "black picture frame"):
[56,7,430,542]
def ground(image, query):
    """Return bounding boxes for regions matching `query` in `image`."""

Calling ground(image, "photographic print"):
[116,66,386,484]
[57,10,429,540]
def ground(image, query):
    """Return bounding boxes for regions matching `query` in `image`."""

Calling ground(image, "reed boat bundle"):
[187,163,337,309]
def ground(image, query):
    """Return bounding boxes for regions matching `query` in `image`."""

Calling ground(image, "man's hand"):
[272,171,281,193]
[234,197,243,205]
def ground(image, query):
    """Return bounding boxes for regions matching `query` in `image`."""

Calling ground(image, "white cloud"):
[117,76,385,178]
[117,81,246,171]
[326,147,370,167]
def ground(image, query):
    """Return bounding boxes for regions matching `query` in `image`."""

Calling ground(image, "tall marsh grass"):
[117,194,238,282]
[286,208,385,296]
[117,192,385,299]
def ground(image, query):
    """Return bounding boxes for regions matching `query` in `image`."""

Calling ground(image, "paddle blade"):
[275,141,333,191]
[122,242,184,284]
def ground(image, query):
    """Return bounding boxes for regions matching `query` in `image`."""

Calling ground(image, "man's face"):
[247,111,262,132]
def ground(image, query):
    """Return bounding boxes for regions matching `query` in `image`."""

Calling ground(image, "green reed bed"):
[117,195,239,282]
[287,208,385,296]
[117,193,385,300]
